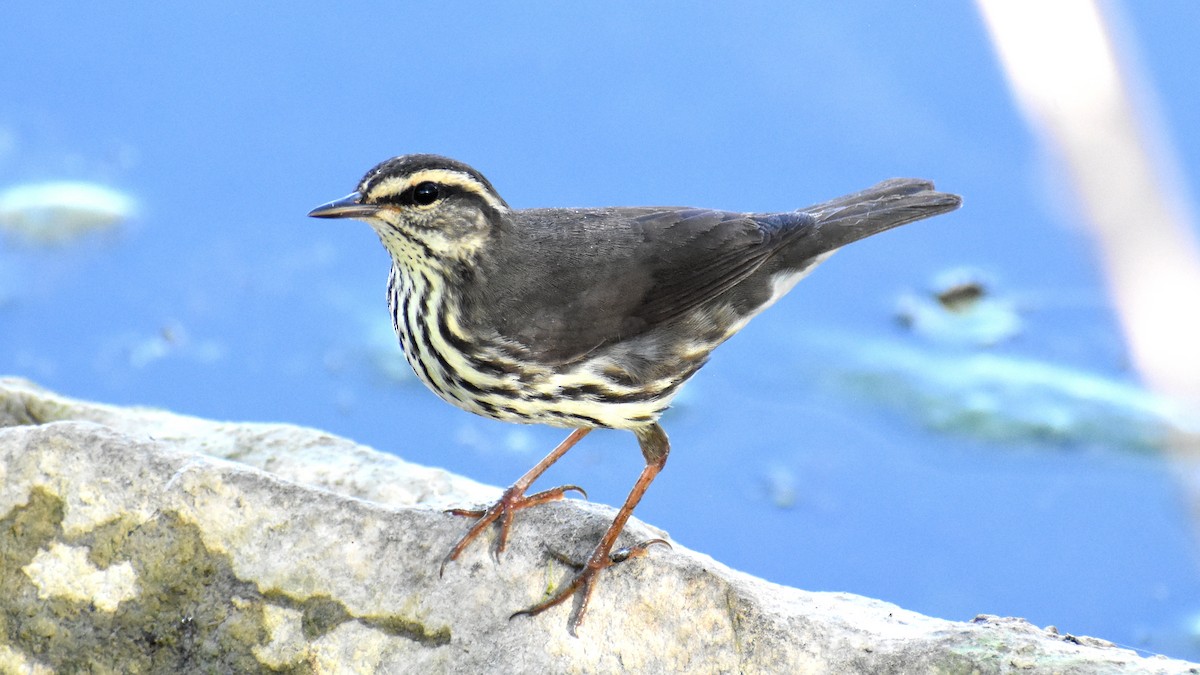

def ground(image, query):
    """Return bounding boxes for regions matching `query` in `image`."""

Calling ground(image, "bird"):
[309,154,961,633]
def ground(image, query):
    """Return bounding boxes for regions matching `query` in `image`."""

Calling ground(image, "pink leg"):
[511,423,671,635]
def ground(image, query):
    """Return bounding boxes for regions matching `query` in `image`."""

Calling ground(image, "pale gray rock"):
[0,376,1195,674]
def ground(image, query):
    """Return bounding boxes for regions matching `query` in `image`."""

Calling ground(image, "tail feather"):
[800,178,962,253]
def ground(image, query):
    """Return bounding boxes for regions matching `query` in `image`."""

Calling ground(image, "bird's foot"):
[512,538,671,635]
[440,483,588,574]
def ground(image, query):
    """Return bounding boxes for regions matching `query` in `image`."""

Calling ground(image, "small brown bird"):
[310,155,961,633]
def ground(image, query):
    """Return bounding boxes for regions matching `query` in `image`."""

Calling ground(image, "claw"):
[548,484,587,501]
[440,482,588,571]
[610,538,671,563]
[509,567,594,638]
[545,547,581,569]
[440,429,594,575]
[522,483,588,506]
[510,536,670,636]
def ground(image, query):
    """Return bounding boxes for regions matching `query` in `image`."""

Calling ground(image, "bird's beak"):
[307,192,380,219]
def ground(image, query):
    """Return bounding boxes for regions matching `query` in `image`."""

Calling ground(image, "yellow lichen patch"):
[251,603,307,670]
[0,644,54,675]
[21,542,138,612]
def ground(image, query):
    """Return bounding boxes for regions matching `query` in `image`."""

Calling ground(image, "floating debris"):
[0,181,136,246]
[811,331,1200,451]
[935,277,987,313]
[896,267,1022,347]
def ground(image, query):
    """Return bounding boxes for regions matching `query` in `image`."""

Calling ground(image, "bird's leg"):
[442,428,591,573]
[511,423,670,635]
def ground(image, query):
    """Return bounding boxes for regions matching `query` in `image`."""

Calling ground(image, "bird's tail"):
[800,178,962,253]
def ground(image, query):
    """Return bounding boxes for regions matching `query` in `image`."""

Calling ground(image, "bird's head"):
[309,154,509,267]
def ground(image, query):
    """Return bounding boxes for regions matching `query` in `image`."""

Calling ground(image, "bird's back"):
[457,178,959,366]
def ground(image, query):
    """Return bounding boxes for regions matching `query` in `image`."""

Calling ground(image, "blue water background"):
[3,2,1199,660]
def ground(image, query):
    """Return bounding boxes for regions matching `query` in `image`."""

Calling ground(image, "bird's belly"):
[401,338,694,429]
[391,268,716,429]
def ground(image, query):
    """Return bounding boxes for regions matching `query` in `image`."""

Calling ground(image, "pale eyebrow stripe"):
[369,170,508,212]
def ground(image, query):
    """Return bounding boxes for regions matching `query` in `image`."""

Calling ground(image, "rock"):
[0,377,1195,673]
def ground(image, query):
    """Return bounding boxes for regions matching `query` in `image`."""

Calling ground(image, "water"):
[3,1,1199,661]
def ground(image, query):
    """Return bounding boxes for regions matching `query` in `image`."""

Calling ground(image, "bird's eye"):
[412,182,441,206]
